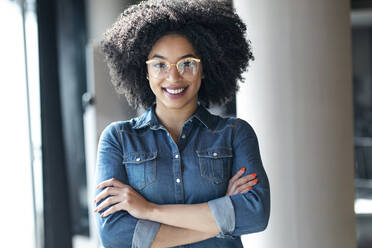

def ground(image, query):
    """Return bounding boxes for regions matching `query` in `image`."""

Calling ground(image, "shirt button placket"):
[173,152,184,203]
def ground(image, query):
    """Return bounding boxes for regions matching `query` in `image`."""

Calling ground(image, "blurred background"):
[0,0,370,247]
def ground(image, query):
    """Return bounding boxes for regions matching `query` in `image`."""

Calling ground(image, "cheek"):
[195,77,202,91]
[148,79,156,90]
[149,79,162,93]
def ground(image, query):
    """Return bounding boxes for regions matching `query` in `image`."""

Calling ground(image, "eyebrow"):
[150,53,196,60]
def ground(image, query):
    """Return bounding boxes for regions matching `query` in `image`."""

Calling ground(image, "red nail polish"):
[251,173,257,178]
[247,186,252,190]
[240,167,246,172]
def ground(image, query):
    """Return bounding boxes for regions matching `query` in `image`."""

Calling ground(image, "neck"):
[155,100,198,135]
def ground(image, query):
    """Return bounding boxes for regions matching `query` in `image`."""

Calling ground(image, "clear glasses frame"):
[145,57,201,79]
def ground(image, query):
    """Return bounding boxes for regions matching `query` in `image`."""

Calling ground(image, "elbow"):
[99,221,131,248]
[231,189,271,236]
[257,193,271,232]
[255,191,270,232]
[98,218,117,248]
[256,207,270,232]
[98,222,114,248]
[245,202,270,234]
[95,213,133,248]
[254,184,270,232]
[99,229,113,248]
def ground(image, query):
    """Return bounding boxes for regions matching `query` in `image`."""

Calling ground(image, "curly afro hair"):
[101,0,254,109]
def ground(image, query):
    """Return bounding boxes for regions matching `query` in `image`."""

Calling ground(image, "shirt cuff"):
[208,196,236,239]
[131,219,160,248]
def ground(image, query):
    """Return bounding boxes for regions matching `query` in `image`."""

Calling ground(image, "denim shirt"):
[94,103,270,248]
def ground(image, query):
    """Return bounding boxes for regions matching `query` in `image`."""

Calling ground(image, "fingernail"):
[247,186,252,190]
[251,173,257,178]
[253,178,258,183]
[240,167,246,172]
[101,213,105,217]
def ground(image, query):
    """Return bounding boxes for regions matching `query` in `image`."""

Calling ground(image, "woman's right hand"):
[225,168,258,196]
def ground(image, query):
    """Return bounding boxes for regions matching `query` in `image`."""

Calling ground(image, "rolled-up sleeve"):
[208,118,270,238]
[95,123,160,248]
[207,196,236,239]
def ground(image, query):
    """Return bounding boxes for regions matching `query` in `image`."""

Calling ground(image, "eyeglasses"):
[146,57,201,79]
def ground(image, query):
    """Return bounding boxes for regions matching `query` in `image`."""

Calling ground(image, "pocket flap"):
[196,147,232,158]
[122,152,157,164]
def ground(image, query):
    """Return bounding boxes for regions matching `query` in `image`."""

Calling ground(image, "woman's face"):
[146,34,203,112]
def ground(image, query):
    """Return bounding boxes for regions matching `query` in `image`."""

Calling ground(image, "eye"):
[183,61,193,67]
[152,62,167,69]
[180,59,196,68]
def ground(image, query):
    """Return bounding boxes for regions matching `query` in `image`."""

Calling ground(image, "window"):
[0,0,42,247]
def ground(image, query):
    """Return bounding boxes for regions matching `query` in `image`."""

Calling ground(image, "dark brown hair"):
[101,0,254,109]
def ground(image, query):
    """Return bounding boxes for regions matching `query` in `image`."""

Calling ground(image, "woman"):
[93,0,270,247]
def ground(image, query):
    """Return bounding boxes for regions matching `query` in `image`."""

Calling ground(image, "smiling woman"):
[145,34,203,141]
[94,0,270,247]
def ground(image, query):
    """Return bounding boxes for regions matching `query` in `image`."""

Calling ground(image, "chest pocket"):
[122,152,157,191]
[196,147,233,184]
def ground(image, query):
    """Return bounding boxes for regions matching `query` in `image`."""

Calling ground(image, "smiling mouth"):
[162,86,188,95]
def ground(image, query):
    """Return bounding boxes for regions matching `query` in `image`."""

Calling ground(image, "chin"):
[162,98,197,110]
[164,102,189,110]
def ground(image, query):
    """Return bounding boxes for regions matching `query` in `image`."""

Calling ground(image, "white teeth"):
[165,87,185,94]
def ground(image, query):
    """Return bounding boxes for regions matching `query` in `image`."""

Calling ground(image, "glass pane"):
[351,9,372,248]
[0,1,37,247]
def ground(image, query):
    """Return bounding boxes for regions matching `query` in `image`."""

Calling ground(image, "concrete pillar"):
[233,0,356,247]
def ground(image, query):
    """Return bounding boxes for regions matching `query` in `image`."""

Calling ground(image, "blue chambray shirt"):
[94,103,270,248]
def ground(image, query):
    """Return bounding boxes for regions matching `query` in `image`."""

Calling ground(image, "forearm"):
[148,202,220,234]
[150,223,216,248]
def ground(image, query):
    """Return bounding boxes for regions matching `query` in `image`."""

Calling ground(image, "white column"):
[234,0,356,247]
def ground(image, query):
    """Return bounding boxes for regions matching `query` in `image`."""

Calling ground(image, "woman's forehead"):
[148,34,197,60]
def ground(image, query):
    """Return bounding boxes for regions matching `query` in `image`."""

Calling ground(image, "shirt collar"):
[192,102,215,129]
[132,102,216,130]
[131,104,158,129]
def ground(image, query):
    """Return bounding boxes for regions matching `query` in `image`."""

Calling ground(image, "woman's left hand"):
[93,178,157,219]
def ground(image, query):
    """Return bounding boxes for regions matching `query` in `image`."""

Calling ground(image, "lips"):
[162,86,188,95]
[162,86,189,97]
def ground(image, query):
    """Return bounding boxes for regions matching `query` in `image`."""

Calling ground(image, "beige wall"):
[234,0,356,247]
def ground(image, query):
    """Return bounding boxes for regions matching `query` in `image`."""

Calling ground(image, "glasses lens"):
[148,60,168,78]
[178,58,198,77]
[147,58,200,79]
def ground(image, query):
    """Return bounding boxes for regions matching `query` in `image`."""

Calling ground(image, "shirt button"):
[175,154,179,159]
[176,178,181,183]
[181,134,186,139]
[213,152,218,157]
[136,157,141,161]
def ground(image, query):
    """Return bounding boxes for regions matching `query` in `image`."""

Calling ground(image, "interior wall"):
[233,0,356,247]
[84,1,139,246]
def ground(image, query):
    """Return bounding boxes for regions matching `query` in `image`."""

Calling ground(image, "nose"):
[166,64,182,81]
